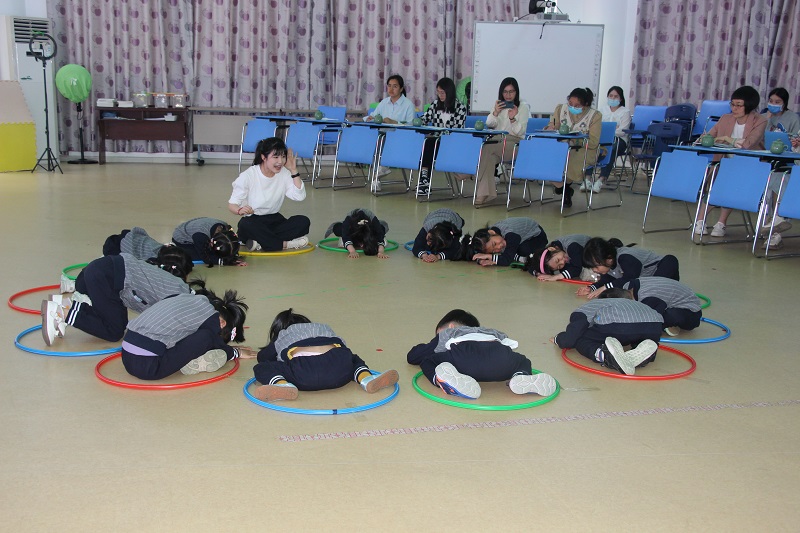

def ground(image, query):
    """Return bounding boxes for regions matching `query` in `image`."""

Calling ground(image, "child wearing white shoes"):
[252,309,399,401]
[324,208,390,259]
[552,298,663,375]
[228,137,310,252]
[407,309,556,400]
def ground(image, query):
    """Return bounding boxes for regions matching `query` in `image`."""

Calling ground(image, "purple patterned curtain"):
[631,0,799,109]
[767,0,800,109]
[50,0,517,153]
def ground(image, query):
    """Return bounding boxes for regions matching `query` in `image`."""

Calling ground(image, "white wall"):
[518,0,638,104]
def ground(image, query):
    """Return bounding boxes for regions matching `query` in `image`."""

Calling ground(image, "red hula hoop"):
[558,279,592,285]
[95,352,240,390]
[560,345,696,380]
[8,284,60,315]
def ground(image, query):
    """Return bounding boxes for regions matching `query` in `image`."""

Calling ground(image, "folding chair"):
[691,100,730,140]
[526,117,550,134]
[330,124,380,190]
[285,121,325,186]
[239,119,277,173]
[374,128,425,195]
[698,156,773,254]
[622,105,668,174]
[630,122,684,192]
[506,137,581,216]
[642,150,711,235]
[585,121,623,210]
[764,170,799,259]
[664,103,697,144]
[424,132,485,202]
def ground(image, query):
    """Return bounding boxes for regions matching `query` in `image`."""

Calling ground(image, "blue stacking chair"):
[692,100,730,139]
[526,117,550,134]
[630,122,684,192]
[464,115,482,129]
[665,103,697,144]
[330,124,381,190]
[765,131,791,152]
[285,121,325,186]
[506,137,580,216]
[623,105,668,172]
[375,128,426,195]
[239,119,277,173]
[764,170,799,259]
[585,121,623,210]
[317,105,347,146]
[426,132,486,202]
[642,150,711,236]
[698,156,773,253]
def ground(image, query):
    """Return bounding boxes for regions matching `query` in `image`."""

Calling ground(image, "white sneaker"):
[285,236,309,249]
[71,291,92,305]
[49,294,72,309]
[663,326,680,337]
[693,221,709,235]
[376,166,392,177]
[710,222,726,237]
[509,373,557,396]
[763,232,783,249]
[762,216,792,234]
[246,239,262,252]
[180,349,228,375]
[41,300,65,346]
[579,179,589,192]
[592,180,603,194]
[604,337,658,375]
[60,273,75,293]
[434,362,481,399]
[254,383,299,401]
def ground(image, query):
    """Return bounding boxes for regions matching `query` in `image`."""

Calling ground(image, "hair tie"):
[358,219,368,226]
[539,250,548,275]
[229,327,237,342]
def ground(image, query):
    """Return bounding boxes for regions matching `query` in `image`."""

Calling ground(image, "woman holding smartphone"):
[471,77,530,207]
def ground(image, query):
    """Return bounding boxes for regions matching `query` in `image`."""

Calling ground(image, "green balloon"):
[56,64,92,103]
[456,77,471,107]
[412,117,423,127]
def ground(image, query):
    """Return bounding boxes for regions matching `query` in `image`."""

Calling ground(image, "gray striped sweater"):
[121,227,163,261]
[119,253,190,313]
[624,277,702,312]
[492,217,543,242]
[422,208,464,232]
[172,217,228,244]
[126,293,215,349]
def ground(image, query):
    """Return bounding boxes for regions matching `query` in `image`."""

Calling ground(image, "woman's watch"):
[291,172,301,178]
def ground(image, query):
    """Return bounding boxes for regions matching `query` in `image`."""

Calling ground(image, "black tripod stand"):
[29,33,62,174]
[67,102,97,165]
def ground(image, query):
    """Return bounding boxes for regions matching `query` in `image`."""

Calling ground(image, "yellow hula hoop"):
[239,245,316,257]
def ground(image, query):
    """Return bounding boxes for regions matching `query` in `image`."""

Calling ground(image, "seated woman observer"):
[470,77,530,207]
[544,87,602,207]
[416,77,467,194]
[365,74,416,125]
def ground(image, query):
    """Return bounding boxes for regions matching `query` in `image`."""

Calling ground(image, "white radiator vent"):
[13,17,50,43]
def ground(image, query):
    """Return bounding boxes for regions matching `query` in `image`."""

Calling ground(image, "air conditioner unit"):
[0,16,59,159]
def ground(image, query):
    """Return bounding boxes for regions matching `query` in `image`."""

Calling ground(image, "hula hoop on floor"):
[239,245,315,257]
[412,370,560,411]
[61,263,88,281]
[8,284,60,315]
[559,278,592,285]
[95,352,240,390]
[404,240,414,251]
[242,372,399,415]
[560,345,696,380]
[317,237,400,253]
[696,293,711,309]
[660,317,730,344]
[15,325,120,357]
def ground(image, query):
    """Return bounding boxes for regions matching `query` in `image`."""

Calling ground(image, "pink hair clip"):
[229,327,237,342]
[539,250,548,275]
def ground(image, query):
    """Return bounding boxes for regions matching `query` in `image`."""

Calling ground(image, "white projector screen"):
[471,22,604,115]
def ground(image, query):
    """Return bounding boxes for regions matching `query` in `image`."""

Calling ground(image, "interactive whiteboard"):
[472,22,603,115]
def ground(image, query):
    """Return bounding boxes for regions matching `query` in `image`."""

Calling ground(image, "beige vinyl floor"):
[1,160,798,532]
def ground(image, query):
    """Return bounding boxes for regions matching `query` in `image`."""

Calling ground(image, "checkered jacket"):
[420,99,467,129]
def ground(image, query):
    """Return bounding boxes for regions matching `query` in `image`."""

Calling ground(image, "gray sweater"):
[119,253,190,313]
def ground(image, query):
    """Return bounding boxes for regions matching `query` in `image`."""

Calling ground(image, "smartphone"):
[504,101,515,109]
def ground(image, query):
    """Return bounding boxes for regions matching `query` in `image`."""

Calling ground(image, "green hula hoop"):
[317,237,399,253]
[62,262,89,281]
[412,371,560,411]
[696,293,711,309]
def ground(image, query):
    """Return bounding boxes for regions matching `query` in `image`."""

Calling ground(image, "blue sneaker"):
[433,363,481,399]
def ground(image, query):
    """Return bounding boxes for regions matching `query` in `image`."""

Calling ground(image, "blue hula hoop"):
[404,240,414,251]
[243,372,400,415]
[15,325,121,357]
[660,317,731,344]
[192,260,204,265]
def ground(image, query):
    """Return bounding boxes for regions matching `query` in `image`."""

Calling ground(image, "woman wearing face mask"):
[765,88,800,134]
[470,77,530,207]
[583,86,631,194]
[544,87,602,207]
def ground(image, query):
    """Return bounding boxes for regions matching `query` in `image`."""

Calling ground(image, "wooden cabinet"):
[97,107,192,165]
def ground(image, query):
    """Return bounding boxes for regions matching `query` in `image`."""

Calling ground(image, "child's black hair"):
[207,228,241,267]
[348,210,381,256]
[599,287,634,300]
[526,242,565,276]
[582,237,626,269]
[197,288,249,343]
[268,308,311,343]
[436,309,480,330]
[147,245,194,281]
[252,137,288,167]
[427,221,462,254]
